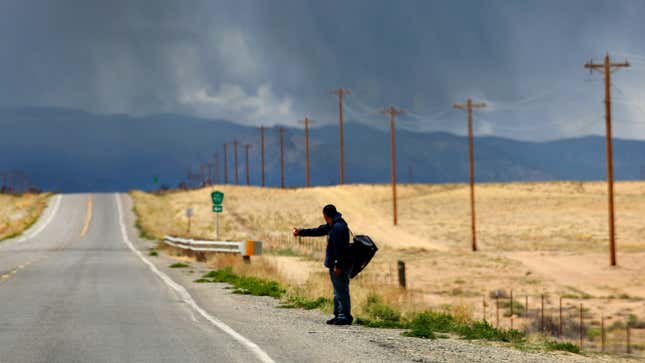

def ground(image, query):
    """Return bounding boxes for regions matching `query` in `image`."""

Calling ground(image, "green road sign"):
[211,191,224,205]
[212,205,223,213]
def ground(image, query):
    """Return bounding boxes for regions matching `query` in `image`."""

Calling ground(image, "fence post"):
[397,260,406,289]
[524,295,529,333]
[579,303,583,350]
[496,295,500,328]
[627,322,631,354]
[559,297,563,338]
[541,294,545,332]
[483,296,487,322]
[510,289,514,330]
[601,314,605,352]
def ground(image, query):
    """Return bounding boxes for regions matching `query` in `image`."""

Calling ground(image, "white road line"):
[22,194,62,241]
[1,194,62,249]
[114,194,275,363]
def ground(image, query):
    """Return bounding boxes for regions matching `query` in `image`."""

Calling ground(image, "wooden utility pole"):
[260,125,266,187]
[213,153,220,184]
[207,163,213,185]
[223,144,228,184]
[232,140,240,185]
[279,127,286,189]
[331,88,350,184]
[244,144,252,186]
[380,106,405,225]
[200,164,207,185]
[584,53,629,266]
[454,98,487,252]
[299,117,314,187]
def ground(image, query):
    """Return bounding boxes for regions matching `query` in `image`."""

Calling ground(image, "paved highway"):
[0,194,270,363]
[0,193,599,363]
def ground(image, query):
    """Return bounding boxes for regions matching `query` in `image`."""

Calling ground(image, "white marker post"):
[185,207,193,234]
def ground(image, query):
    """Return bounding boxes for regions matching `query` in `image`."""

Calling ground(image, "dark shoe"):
[326,317,338,325]
[333,318,353,326]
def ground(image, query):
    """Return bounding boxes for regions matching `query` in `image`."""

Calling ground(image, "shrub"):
[364,294,402,323]
[501,300,525,317]
[169,262,189,268]
[199,268,285,298]
[545,340,580,354]
[280,296,331,310]
[402,310,524,343]
[355,294,405,329]
[403,311,455,339]
[455,321,524,343]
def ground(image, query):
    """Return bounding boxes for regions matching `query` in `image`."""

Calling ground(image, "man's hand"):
[292,227,300,237]
[333,266,342,277]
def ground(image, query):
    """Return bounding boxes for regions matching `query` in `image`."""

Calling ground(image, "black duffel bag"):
[348,233,378,279]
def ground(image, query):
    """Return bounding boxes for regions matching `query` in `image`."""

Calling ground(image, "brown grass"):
[0,193,51,240]
[131,182,645,335]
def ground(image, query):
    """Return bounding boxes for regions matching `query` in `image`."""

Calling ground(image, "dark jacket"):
[298,213,350,269]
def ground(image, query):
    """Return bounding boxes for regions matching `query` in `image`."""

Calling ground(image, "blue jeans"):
[329,267,352,321]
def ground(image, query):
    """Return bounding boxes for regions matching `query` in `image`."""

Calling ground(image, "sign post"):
[185,207,193,234]
[211,191,224,239]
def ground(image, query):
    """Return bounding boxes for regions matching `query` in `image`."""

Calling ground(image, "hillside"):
[3,107,645,192]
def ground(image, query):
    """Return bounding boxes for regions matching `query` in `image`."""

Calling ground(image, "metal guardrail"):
[163,236,262,256]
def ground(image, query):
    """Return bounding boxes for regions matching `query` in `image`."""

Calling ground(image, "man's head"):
[322,204,337,225]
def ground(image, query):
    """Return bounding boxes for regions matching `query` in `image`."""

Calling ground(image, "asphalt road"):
[0,193,613,363]
[0,194,268,363]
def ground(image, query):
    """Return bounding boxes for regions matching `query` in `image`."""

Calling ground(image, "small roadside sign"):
[186,208,193,217]
[210,191,224,239]
[211,191,224,205]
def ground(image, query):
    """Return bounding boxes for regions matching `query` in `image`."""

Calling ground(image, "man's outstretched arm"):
[294,224,330,237]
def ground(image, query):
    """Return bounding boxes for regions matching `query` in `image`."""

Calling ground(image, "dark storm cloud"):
[2,0,645,139]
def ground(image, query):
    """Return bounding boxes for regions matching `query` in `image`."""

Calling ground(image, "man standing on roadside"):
[293,204,353,325]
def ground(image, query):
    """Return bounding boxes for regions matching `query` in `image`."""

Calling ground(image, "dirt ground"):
[131,182,645,351]
[0,193,50,240]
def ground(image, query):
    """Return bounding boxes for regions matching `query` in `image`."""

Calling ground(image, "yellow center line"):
[0,258,44,286]
[80,194,93,237]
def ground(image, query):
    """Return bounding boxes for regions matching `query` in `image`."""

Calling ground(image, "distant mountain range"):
[2,107,645,192]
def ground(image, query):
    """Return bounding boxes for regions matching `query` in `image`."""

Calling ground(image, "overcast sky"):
[2,0,645,140]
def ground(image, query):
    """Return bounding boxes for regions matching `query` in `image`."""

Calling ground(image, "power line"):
[223,144,228,184]
[244,144,252,186]
[584,53,630,267]
[612,84,645,119]
[279,127,286,189]
[213,153,220,184]
[206,163,213,185]
[380,106,405,226]
[298,117,314,187]
[259,125,266,187]
[331,88,350,184]
[454,98,487,252]
[232,140,240,185]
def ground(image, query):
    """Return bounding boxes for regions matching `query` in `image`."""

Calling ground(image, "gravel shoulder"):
[121,194,636,363]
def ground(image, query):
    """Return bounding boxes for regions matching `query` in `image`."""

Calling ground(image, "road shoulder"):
[120,193,618,363]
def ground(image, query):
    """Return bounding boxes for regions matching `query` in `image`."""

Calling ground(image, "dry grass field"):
[0,193,50,240]
[132,182,645,354]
